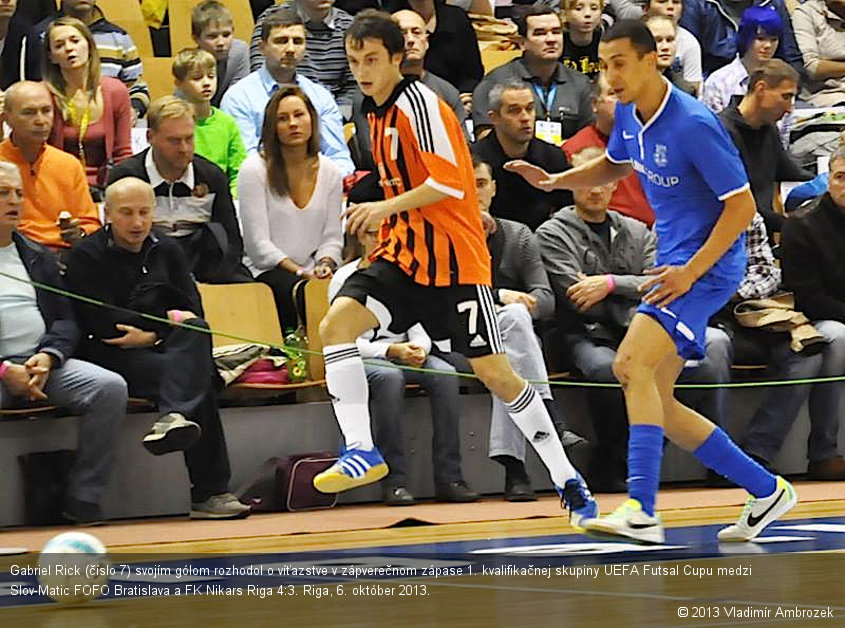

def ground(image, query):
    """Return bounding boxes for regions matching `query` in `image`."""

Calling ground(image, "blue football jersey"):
[606,81,749,282]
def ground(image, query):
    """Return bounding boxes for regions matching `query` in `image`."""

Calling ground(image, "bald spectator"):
[0,82,99,249]
[349,9,466,170]
[108,96,250,283]
[64,177,251,520]
[387,0,483,95]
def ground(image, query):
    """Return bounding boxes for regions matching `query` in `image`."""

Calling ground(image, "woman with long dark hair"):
[238,85,343,331]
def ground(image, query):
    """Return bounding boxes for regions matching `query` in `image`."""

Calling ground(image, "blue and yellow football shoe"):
[313,447,389,493]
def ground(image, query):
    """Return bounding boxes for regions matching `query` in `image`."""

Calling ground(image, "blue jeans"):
[0,358,128,505]
[365,354,462,487]
[743,319,845,463]
[569,326,732,479]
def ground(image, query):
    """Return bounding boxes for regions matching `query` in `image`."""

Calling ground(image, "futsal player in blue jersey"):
[507,19,797,544]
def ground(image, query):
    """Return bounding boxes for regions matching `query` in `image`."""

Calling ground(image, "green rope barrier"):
[4,268,845,391]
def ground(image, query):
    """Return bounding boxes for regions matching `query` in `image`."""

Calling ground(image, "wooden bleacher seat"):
[0,406,60,419]
[480,47,521,74]
[141,56,175,101]
[303,278,331,381]
[168,0,255,56]
[197,282,326,394]
[198,282,284,348]
[97,0,154,58]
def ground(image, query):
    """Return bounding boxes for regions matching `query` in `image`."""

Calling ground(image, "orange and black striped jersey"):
[364,78,491,287]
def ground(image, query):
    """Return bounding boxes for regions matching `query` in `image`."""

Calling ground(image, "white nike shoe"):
[717,476,797,542]
[582,498,665,545]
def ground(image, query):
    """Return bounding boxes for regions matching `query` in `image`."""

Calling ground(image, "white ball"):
[37,532,111,605]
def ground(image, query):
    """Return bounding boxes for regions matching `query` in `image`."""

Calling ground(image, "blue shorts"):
[638,274,739,360]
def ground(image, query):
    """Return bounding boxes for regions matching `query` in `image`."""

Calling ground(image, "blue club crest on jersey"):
[654,144,668,168]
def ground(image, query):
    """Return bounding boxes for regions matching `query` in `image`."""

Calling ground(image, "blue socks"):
[628,424,665,516]
[694,427,777,498]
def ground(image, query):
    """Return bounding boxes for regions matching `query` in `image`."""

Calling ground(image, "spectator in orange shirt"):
[0,81,99,249]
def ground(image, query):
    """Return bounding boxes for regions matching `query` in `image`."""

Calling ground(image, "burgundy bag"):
[236,453,339,512]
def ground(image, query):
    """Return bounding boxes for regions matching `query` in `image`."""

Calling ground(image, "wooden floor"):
[1,495,844,627]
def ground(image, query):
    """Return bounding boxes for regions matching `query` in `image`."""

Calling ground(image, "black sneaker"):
[504,476,536,502]
[435,481,480,503]
[143,412,201,456]
[62,497,105,527]
[383,486,415,506]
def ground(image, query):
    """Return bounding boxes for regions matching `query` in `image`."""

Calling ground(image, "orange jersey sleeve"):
[368,79,491,287]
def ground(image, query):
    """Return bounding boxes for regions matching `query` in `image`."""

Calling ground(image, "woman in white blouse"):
[238,86,344,331]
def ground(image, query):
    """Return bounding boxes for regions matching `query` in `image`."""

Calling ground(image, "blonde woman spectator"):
[645,0,702,95]
[43,17,132,198]
[646,15,697,95]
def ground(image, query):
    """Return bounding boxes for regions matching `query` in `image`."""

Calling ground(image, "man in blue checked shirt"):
[507,19,797,545]
[221,8,354,175]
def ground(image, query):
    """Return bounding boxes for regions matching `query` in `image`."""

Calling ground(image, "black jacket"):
[719,102,812,237]
[0,12,44,89]
[108,149,248,283]
[473,133,572,232]
[780,193,845,322]
[1,233,80,365]
[63,227,204,344]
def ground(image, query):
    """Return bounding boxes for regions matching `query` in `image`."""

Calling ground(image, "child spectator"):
[562,0,603,80]
[646,15,698,95]
[172,48,246,197]
[645,0,702,95]
[191,0,250,107]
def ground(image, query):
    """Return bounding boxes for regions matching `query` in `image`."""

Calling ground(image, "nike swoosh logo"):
[747,489,785,528]
[622,132,635,139]
[629,522,658,530]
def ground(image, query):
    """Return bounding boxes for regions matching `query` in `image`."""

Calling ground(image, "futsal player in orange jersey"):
[311,10,598,527]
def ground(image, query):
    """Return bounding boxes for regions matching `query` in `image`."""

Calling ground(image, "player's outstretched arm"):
[504,153,630,191]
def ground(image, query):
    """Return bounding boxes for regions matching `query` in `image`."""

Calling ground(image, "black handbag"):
[17,450,76,526]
